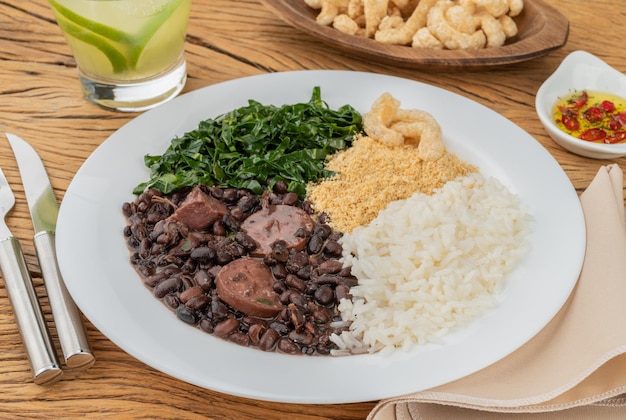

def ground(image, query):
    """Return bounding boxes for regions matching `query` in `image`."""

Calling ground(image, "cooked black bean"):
[123,186,353,355]
[153,277,182,298]
[287,304,305,330]
[208,186,223,199]
[314,285,335,306]
[237,194,259,213]
[222,188,239,203]
[211,299,230,321]
[229,332,250,346]
[181,275,194,290]
[285,274,306,292]
[234,231,257,251]
[180,286,203,302]
[307,234,324,254]
[248,324,266,346]
[313,223,332,239]
[339,266,352,277]
[335,284,352,303]
[273,279,287,295]
[317,260,344,275]
[312,274,358,288]
[270,263,288,279]
[281,192,298,206]
[258,328,280,351]
[296,264,313,280]
[185,295,211,312]
[272,181,288,195]
[271,240,289,263]
[190,246,214,263]
[269,321,290,336]
[323,240,343,257]
[288,330,314,346]
[312,309,331,324]
[122,202,133,217]
[194,270,213,291]
[163,294,180,310]
[279,289,297,305]
[212,220,227,236]
[289,293,307,308]
[286,252,309,273]
[150,243,163,256]
[221,214,240,231]
[199,318,214,333]
[144,271,169,287]
[277,338,299,354]
[139,238,151,259]
[176,305,198,324]
[213,317,239,338]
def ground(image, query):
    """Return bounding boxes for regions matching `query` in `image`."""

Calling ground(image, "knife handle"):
[0,236,63,385]
[34,231,95,370]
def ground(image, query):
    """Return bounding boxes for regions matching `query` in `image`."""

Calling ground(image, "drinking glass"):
[48,0,191,112]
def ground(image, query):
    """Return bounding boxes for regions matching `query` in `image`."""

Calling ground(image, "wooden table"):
[0,0,623,418]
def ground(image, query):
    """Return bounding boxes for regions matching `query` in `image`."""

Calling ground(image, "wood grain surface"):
[0,0,625,419]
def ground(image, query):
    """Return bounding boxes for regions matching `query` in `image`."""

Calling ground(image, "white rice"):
[330,173,531,355]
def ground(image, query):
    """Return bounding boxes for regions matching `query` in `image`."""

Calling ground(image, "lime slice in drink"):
[113,0,171,18]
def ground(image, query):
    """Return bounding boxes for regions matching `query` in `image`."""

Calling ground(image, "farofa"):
[307,134,476,233]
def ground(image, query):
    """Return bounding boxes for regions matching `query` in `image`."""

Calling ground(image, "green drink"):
[48,0,191,111]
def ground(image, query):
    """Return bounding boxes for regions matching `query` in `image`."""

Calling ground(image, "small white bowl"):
[536,50,626,159]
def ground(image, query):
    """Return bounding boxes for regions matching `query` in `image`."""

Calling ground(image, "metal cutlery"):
[0,167,63,385]
[6,133,95,371]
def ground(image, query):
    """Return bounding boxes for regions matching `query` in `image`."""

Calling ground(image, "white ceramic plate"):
[56,71,585,404]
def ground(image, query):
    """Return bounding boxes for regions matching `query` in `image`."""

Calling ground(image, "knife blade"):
[0,167,63,385]
[6,133,95,370]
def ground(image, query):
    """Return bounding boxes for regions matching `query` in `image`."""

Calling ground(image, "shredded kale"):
[133,87,363,198]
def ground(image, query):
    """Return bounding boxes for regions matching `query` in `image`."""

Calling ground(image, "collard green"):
[134,87,363,198]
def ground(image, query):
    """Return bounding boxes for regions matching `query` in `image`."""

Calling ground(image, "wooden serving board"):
[260,0,569,70]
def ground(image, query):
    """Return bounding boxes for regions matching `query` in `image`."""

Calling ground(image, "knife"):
[6,133,95,370]
[0,167,63,385]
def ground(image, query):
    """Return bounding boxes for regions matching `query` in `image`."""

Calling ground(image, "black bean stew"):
[122,182,355,355]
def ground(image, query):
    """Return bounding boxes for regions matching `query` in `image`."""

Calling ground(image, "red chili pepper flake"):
[605,131,626,144]
[553,90,626,144]
[583,106,604,123]
[609,115,623,131]
[580,128,607,141]
[567,91,588,109]
[560,108,580,131]
[601,100,616,113]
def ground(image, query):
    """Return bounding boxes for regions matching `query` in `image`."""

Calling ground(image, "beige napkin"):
[369,164,626,420]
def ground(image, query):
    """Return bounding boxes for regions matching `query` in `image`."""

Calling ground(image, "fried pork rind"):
[412,26,444,49]
[305,0,323,8]
[508,0,524,16]
[427,0,487,50]
[306,0,524,50]
[375,0,437,45]
[379,14,406,31]
[363,0,389,37]
[363,93,446,161]
[313,0,349,26]
[333,13,362,35]
[477,12,506,47]
[363,93,404,147]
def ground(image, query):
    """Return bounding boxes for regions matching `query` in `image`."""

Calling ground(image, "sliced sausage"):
[240,205,314,256]
[215,257,283,317]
